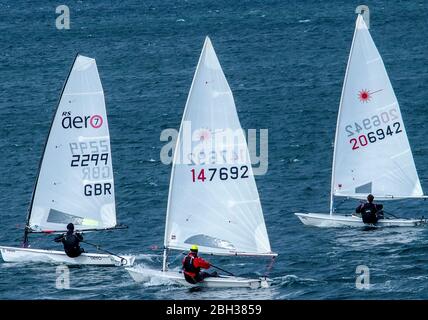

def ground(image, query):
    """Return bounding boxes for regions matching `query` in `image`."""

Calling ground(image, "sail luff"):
[24,54,80,242]
[163,37,211,250]
[330,16,361,214]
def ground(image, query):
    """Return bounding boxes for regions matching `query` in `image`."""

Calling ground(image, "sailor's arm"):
[194,257,210,269]
[54,234,64,242]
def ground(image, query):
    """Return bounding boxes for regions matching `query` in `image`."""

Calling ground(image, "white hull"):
[126,267,270,289]
[0,246,135,267]
[295,213,426,228]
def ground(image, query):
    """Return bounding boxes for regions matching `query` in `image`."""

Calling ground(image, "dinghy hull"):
[0,246,135,266]
[126,267,270,289]
[294,213,426,228]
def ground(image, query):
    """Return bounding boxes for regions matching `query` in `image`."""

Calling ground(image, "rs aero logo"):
[61,111,103,129]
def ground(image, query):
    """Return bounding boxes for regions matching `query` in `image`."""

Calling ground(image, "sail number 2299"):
[191,166,249,182]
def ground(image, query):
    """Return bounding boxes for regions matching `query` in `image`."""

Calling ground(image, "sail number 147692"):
[191,166,249,182]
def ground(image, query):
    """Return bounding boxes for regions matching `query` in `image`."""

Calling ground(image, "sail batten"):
[331,15,423,202]
[164,37,273,256]
[28,55,116,232]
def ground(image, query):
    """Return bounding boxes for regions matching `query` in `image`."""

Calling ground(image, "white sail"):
[28,55,116,232]
[164,37,274,256]
[331,15,423,200]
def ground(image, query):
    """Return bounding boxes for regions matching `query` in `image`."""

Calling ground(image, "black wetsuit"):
[356,202,384,224]
[54,231,84,258]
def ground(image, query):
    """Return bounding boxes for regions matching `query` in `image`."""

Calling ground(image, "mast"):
[23,54,80,246]
[162,248,169,272]
[329,15,361,214]
[162,38,209,267]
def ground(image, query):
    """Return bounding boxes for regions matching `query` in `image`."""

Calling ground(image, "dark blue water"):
[1,0,428,299]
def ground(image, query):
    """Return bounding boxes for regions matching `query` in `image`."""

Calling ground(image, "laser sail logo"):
[358,89,371,103]
[357,88,383,103]
[61,112,103,129]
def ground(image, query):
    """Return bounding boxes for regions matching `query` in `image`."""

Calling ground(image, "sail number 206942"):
[349,122,402,151]
[191,166,249,182]
[345,108,403,151]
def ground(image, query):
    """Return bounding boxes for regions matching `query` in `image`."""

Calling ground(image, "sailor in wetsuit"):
[355,194,384,224]
[54,223,84,258]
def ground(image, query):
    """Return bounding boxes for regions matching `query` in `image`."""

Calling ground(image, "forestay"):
[28,55,116,232]
[331,15,423,200]
[164,37,274,256]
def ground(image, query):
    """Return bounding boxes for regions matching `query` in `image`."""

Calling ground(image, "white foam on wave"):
[134,253,160,262]
[143,275,179,287]
[274,274,320,287]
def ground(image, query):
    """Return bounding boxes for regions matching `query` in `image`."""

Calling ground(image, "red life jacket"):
[182,253,200,277]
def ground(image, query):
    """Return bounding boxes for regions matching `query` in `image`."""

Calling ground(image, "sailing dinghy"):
[295,14,427,228]
[0,55,135,266]
[126,37,277,288]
